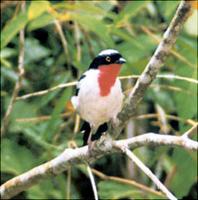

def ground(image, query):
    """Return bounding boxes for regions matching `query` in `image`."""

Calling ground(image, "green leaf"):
[156,1,179,21]
[0,57,12,68]
[99,180,137,199]
[43,88,72,141]
[27,13,55,31]
[22,126,60,152]
[10,101,38,120]
[184,10,198,37]
[1,67,19,82]
[38,74,69,108]
[176,36,197,68]
[25,38,51,64]
[98,180,164,199]
[0,48,17,59]
[114,1,149,26]
[1,12,28,49]
[27,177,65,199]
[114,32,155,72]
[28,0,50,20]
[0,48,17,68]
[147,87,175,113]
[170,149,197,198]
[53,1,107,17]
[173,66,197,131]
[1,139,35,175]
[72,13,114,46]
[1,67,28,85]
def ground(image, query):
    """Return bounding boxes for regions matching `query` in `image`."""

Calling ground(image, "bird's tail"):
[80,121,108,146]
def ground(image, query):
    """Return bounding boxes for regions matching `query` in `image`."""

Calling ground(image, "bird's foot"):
[87,140,96,155]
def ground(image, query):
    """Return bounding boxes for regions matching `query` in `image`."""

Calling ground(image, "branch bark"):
[1,132,197,199]
[116,0,192,129]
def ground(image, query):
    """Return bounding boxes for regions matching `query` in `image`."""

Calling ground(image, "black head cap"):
[89,49,126,69]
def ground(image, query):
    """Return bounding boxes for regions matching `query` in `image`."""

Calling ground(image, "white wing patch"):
[71,96,79,110]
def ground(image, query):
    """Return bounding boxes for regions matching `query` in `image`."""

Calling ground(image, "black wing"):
[81,121,108,146]
[75,74,86,96]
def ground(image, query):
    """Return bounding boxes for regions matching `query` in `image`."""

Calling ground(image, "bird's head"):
[89,49,126,70]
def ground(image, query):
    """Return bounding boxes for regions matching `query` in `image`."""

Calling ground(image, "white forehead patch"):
[98,49,119,56]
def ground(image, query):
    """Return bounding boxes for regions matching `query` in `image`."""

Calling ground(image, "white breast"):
[72,70,123,128]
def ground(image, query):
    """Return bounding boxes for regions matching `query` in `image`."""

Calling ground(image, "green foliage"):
[28,1,50,21]
[1,12,28,49]
[170,149,197,198]
[98,180,165,199]
[1,139,36,175]
[114,1,150,26]
[25,38,51,64]
[43,88,72,141]
[26,176,67,199]
[27,13,55,31]
[1,0,197,199]
[99,180,143,199]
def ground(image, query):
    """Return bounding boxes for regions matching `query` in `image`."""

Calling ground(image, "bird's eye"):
[106,56,111,62]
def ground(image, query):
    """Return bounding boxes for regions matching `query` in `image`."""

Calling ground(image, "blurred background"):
[1,0,197,199]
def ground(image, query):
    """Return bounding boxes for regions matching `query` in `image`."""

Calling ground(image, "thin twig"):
[150,84,194,95]
[15,112,71,123]
[74,21,81,62]
[132,113,197,126]
[182,123,198,138]
[155,103,170,134]
[16,82,76,100]
[115,132,198,151]
[1,1,26,136]
[164,165,177,188]
[16,74,197,101]
[91,168,165,198]
[119,74,198,84]
[15,112,197,127]
[66,166,71,200]
[73,114,80,138]
[123,148,177,200]
[86,165,98,200]
[54,19,71,67]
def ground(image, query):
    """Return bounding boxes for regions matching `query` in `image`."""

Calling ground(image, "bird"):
[71,49,126,149]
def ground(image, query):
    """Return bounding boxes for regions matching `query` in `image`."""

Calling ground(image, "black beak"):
[115,57,126,64]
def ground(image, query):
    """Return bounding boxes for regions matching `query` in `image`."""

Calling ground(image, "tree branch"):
[1,132,197,199]
[16,81,77,100]
[123,148,177,200]
[86,165,98,200]
[117,0,192,127]
[91,168,165,198]
[15,74,197,101]
[1,1,26,136]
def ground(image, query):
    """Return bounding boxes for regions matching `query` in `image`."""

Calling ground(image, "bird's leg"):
[87,126,97,152]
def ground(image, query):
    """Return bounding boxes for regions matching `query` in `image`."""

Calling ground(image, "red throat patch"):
[98,64,121,96]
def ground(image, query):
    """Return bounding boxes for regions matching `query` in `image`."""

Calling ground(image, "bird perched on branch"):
[71,49,126,149]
